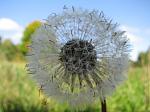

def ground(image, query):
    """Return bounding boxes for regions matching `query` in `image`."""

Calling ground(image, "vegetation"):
[0,61,149,112]
[135,49,150,66]
[0,21,149,112]
[0,39,24,61]
[19,21,41,55]
[0,21,41,61]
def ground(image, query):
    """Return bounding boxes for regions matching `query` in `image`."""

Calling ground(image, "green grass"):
[0,61,149,112]
[107,67,148,112]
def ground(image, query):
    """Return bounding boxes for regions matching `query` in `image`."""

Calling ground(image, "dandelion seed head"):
[26,6,130,107]
[59,39,97,74]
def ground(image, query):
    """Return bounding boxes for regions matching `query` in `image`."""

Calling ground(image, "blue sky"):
[0,0,150,61]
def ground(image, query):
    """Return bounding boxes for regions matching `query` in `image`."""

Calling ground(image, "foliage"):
[0,39,24,61]
[132,48,150,67]
[19,21,41,55]
[137,51,150,66]
[107,67,147,112]
[0,61,149,112]
[0,21,41,61]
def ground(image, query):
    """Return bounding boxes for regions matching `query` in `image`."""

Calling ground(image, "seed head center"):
[59,39,97,74]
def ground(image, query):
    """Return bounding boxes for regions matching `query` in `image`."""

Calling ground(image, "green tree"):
[0,35,2,44]
[134,48,150,67]
[19,21,41,55]
[0,39,18,61]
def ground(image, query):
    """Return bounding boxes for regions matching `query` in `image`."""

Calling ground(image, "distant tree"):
[19,21,41,55]
[134,49,150,67]
[0,39,18,61]
[0,35,2,44]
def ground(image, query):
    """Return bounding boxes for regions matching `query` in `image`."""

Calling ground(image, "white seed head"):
[26,7,130,107]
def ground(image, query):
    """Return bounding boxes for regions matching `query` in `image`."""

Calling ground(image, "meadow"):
[0,61,149,112]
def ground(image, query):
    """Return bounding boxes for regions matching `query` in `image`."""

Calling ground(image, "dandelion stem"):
[101,99,107,112]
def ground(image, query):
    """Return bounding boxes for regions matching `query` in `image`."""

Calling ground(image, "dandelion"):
[26,6,130,111]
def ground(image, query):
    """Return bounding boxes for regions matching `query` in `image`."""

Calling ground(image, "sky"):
[0,0,150,61]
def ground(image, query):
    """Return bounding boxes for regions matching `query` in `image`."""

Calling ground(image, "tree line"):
[0,21,41,61]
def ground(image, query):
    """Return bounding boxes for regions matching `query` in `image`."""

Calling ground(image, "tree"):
[0,39,18,61]
[134,49,150,66]
[19,21,41,55]
[0,35,2,44]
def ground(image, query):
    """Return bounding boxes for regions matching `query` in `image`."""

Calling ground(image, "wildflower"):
[26,7,129,107]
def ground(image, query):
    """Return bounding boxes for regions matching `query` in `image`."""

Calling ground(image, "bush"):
[19,21,41,55]
[0,40,24,61]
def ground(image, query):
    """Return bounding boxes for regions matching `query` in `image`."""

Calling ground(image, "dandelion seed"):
[26,6,130,109]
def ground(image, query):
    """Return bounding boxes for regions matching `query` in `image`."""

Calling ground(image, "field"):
[0,61,149,112]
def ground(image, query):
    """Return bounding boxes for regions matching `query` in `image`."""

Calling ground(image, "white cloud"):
[120,25,140,42]
[120,25,149,61]
[0,18,24,44]
[120,25,140,33]
[124,33,141,61]
[145,28,150,35]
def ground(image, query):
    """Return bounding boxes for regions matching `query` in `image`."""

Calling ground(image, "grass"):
[0,61,149,112]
